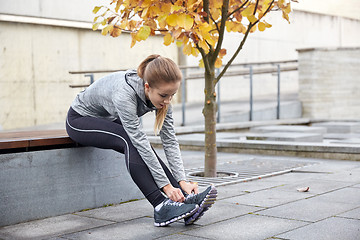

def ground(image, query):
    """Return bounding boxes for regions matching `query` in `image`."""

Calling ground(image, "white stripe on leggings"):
[66,117,131,172]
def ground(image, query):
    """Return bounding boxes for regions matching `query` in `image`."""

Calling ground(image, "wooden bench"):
[0,129,77,154]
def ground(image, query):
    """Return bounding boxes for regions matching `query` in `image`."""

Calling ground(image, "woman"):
[66,54,217,226]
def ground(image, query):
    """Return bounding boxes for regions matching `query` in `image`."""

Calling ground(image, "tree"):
[93,0,295,177]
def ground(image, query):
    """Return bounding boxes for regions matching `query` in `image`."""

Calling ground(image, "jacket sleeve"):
[159,105,187,183]
[112,86,170,189]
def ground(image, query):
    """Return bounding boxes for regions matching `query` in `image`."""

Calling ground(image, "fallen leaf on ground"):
[297,187,310,192]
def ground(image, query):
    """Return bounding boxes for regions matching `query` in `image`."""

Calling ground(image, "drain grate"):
[186,158,318,187]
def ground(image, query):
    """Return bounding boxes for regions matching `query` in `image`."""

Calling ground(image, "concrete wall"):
[0,147,143,227]
[0,19,178,130]
[297,47,360,120]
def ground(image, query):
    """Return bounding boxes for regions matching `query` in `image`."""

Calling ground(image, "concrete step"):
[245,132,323,142]
[311,121,360,134]
[250,125,326,134]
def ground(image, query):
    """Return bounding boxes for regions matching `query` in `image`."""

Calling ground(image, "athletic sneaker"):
[154,199,199,227]
[184,185,217,225]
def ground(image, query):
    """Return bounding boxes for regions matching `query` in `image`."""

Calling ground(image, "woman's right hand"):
[162,184,185,202]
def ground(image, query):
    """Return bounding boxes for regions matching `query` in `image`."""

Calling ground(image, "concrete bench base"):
[0,147,143,227]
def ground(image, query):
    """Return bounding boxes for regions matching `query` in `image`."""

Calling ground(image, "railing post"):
[216,68,221,123]
[181,69,186,126]
[249,65,253,121]
[84,73,94,84]
[276,64,281,119]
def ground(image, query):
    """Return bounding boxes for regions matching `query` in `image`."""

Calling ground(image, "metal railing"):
[69,59,298,126]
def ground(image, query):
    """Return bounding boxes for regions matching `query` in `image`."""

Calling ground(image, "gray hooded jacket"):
[71,70,186,188]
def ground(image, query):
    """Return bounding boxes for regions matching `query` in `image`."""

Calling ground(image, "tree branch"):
[253,0,260,15]
[203,0,210,23]
[197,45,211,75]
[215,0,275,84]
[227,0,249,20]
[212,0,229,65]
[209,12,220,32]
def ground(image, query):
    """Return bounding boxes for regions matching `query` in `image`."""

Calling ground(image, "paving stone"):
[75,199,153,222]
[258,171,324,183]
[250,125,327,134]
[272,179,354,195]
[217,179,286,199]
[191,200,263,226]
[184,214,307,240]
[312,121,360,133]
[61,217,195,240]
[246,132,323,142]
[298,161,359,173]
[314,187,360,205]
[0,214,114,240]
[257,196,358,222]
[337,207,360,220]
[318,170,360,183]
[276,217,360,240]
[222,188,307,208]
[156,233,209,239]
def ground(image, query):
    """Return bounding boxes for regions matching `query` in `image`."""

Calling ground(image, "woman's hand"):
[179,181,199,195]
[162,184,185,202]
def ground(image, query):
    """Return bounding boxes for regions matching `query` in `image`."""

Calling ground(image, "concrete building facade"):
[1,0,360,129]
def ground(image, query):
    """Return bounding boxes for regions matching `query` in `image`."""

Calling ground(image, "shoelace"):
[164,199,184,207]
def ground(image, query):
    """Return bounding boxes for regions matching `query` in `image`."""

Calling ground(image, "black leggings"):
[66,107,181,207]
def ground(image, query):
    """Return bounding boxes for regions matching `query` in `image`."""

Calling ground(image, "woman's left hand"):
[179,181,199,195]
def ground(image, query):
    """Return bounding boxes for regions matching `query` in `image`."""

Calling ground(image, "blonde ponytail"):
[137,54,182,135]
[154,105,168,135]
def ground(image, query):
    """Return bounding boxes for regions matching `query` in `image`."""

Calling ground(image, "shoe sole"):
[154,204,199,227]
[185,185,218,225]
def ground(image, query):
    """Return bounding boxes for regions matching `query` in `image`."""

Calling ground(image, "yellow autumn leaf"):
[219,49,227,58]
[242,6,254,17]
[282,11,290,23]
[92,22,101,31]
[137,26,151,40]
[215,58,222,68]
[247,15,258,24]
[110,26,121,37]
[199,59,205,68]
[210,8,221,20]
[198,40,210,53]
[191,47,199,57]
[161,3,171,14]
[284,3,291,14]
[93,6,102,14]
[141,7,149,18]
[166,14,178,26]
[183,14,194,30]
[164,33,173,46]
[183,43,192,56]
[258,22,266,31]
[264,21,272,28]
[171,5,182,13]
[101,24,113,36]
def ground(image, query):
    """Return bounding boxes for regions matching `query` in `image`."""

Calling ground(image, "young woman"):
[66,54,217,226]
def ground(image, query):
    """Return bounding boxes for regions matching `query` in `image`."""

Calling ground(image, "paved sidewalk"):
[0,150,359,240]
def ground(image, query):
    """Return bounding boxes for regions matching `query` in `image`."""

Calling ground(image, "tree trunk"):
[203,64,217,177]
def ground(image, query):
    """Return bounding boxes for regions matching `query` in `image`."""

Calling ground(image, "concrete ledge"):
[0,147,143,227]
[149,137,360,161]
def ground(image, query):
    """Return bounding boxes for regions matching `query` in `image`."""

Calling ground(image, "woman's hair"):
[137,54,182,135]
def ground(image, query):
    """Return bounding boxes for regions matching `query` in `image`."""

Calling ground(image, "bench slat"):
[0,129,75,150]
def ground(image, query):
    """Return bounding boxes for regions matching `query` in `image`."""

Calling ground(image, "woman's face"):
[145,81,180,109]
